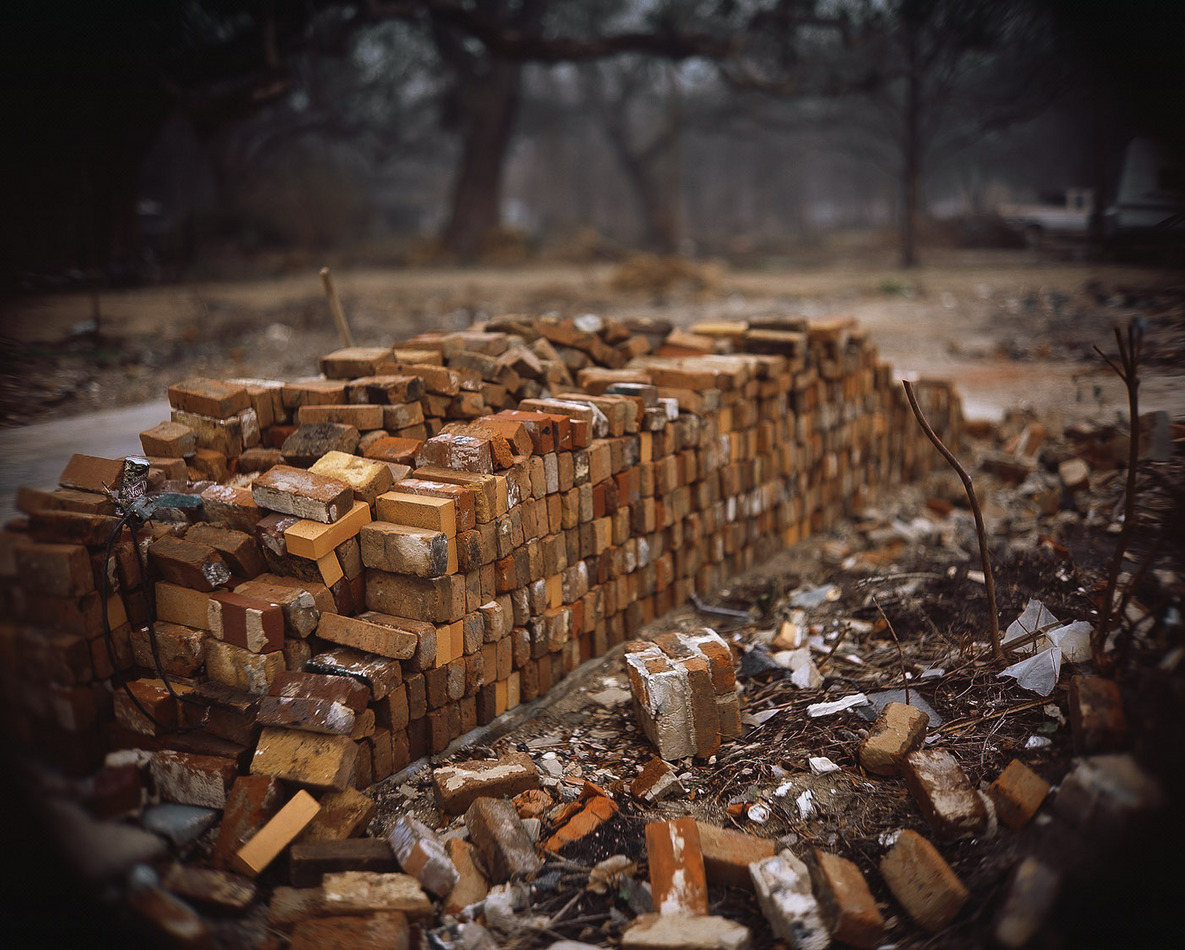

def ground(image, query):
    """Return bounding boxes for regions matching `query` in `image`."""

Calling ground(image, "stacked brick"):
[0,314,960,784]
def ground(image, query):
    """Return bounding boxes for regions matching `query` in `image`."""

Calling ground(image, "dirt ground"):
[2,248,1183,428]
[3,249,1183,949]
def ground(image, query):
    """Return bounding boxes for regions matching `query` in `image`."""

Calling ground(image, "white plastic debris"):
[807,693,869,717]
[796,790,815,819]
[1047,620,1092,663]
[1003,599,1094,665]
[999,646,1062,696]
[1003,599,1059,655]
[1025,736,1052,749]
[773,648,824,689]
[747,802,771,823]
[808,756,840,775]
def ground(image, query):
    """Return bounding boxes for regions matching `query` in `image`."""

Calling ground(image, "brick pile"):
[0,315,960,790]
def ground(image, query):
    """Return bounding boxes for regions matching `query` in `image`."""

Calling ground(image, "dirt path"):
[3,251,1181,428]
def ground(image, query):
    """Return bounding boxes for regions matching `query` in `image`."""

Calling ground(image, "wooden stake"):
[320,266,355,348]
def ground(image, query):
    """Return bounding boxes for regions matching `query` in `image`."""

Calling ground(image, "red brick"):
[211,774,284,870]
[464,796,544,883]
[168,377,251,419]
[695,822,776,888]
[252,465,354,524]
[645,817,708,916]
[432,751,541,814]
[880,829,968,932]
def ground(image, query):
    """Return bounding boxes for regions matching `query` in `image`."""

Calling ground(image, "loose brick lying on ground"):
[749,850,828,950]
[387,815,458,897]
[319,871,433,919]
[859,701,929,776]
[988,759,1051,829]
[1069,674,1128,754]
[902,749,988,839]
[465,796,544,883]
[993,855,1062,949]
[432,751,541,814]
[289,912,411,950]
[880,829,969,932]
[646,817,709,916]
[810,849,885,948]
[696,822,776,888]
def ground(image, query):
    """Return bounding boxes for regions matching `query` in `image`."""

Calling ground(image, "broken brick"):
[859,701,928,777]
[749,851,828,948]
[465,796,544,883]
[988,759,1051,829]
[387,814,459,897]
[880,829,969,932]
[646,817,708,916]
[696,822,776,888]
[810,849,885,949]
[432,751,541,815]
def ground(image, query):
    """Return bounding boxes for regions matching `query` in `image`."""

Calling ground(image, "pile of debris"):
[1,309,1179,948]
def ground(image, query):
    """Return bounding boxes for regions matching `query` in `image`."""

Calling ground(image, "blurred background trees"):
[1,0,1180,286]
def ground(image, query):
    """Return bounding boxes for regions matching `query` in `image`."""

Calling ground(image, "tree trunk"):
[441,58,523,262]
[901,24,922,269]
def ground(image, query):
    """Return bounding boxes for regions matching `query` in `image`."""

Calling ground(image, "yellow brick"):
[317,551,345,587]
[232,790,321,878]
[375,491,456,537]
[284,500,372,560]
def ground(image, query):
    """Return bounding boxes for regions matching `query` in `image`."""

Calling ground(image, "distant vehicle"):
[1103,138,1185,252]
[1000,189,1094,246]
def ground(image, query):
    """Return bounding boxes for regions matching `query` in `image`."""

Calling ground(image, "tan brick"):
[880,829,968,931]
[129,622,206,677]
[902,749,988,839]
[151,750,237,809]
[365,570,466,623]
[252,465,354,524]
[309,451,394,506]
[232,789,321,878]
[251,726,356,790]
[284,501,372,560]
[988,759,1050,829]
[297,403,385,430]
[646,817,708,916]
[207,638,285,694]
[172,407,259,456]
[859,702,929,776]
[388,814,458,897]
[695,822,776,888]
[621,914,751,950]
[444,838,489,916]
[375,491,457,537]
[316,611,421,660]
[810,849,885,949]
[319,871,433,919]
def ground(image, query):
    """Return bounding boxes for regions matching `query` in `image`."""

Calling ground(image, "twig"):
[1092,321,1142,675]
[874,596,909,705]
[902,380,1002,660]
[320,266,355,347]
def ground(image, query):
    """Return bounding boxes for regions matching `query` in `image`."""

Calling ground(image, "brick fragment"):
[879,829,968,931]
[320,872,433,919]
[151,749,237,809]
[646,817,709,916]
[289,912,411,950]
[631,758,685,803]
[465,796,544,883]
[232,789,321,878]
[303,787,377,841]
[388,815,459,897]
[810,849,885,948]
[902,749,988,839]
[289,838,397,888]
[250,725,356,790]
[443,837,489,915]
[695,822,776,888]
[988,759,1050,829]
[859,701,929,776]
[432,751,541,814]
[162,864,257,915]
[622,914,751,950]
[1069,674,1127,754]
[252,465,354,524]
[749,851,828,949]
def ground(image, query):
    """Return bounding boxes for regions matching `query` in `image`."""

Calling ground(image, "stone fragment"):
[232,789,322,878]
[622,914,751,950]
[987,759,1050,829]
[319,872,433,920]
[646,817,708,916]
[858,702,928,776]
[696,823,776,888]
[749,851,828,949]
[879,829,968,932]
[1069,675,1127,754]
[810,850,884,949]
[432,751,541,814]
[388,815,459,897]
[993,856,1061,950]
[465,796,544,883]
[902,749,987,839]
